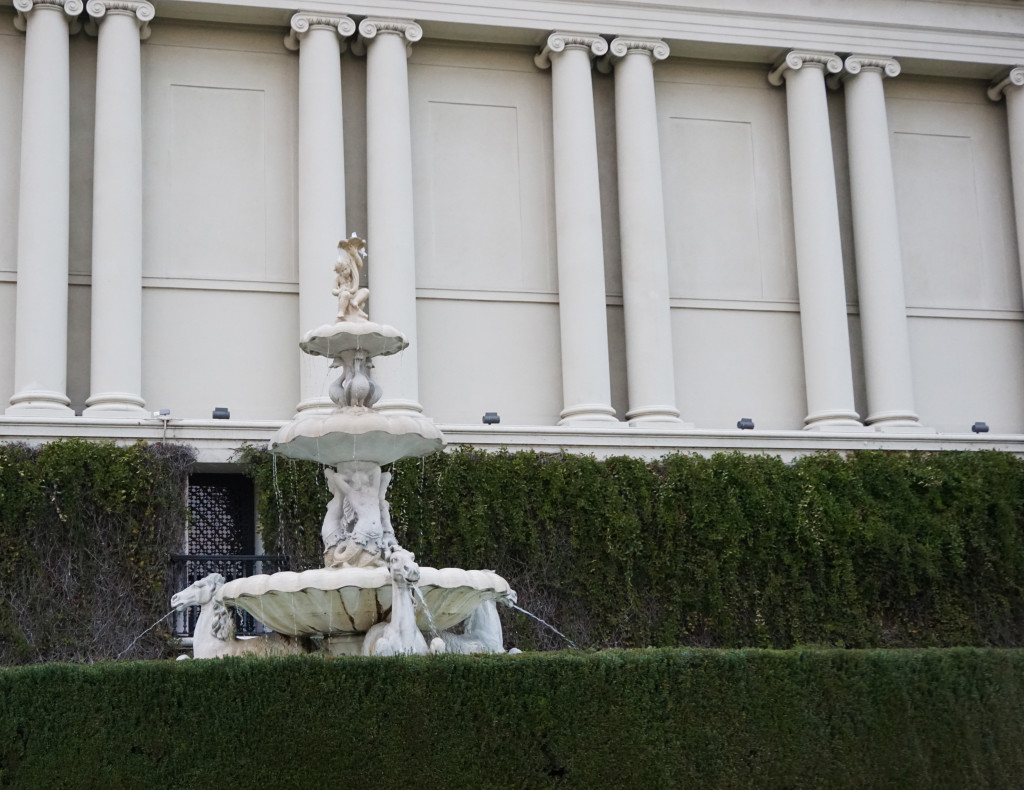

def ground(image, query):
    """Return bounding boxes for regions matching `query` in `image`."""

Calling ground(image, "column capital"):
[597,36,669,72]
[534,31,607,70]
[356,17,421,57]
[988,66,1024,102]
[85,0,154,40]
[768,50,842,86]
[844,54,900,78]
[284,12,356,52]
[13,0,83,33]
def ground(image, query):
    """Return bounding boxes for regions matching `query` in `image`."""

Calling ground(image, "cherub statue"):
[333,234,370,322]
[321,462,398,568]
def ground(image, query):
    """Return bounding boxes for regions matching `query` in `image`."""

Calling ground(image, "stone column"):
[82,0,153,418]
[536,32,617,426]
[285,12,355,414]
[990,67,1024,316]
[358,18,422,416]
[6,0,81,416]
[842,55,922,430]
[768,51,862,430]
[603,37,684,427]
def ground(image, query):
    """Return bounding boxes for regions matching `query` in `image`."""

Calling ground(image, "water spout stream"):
[116,609,177,660]
[510,603,578,649]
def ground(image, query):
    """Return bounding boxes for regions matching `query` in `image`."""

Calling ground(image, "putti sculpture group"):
[171,237,516,659]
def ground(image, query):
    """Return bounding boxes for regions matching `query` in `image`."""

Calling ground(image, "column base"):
[803,409,866,431]
[375,398,424,418]
[626,405,692,428]
[559,403,619,426]
[6,389,74,417]
[295,396,335,417]
[864,410,934,432]
[83,392,148,419]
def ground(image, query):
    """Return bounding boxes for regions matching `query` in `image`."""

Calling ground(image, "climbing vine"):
[0,440,194,664]
[238,446,1024,651]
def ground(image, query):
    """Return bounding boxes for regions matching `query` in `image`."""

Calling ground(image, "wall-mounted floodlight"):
[153,409,170,418]
[972,421,990,434]
[482,412,500,425]
[737,417,755,430]
[212,407,231,420]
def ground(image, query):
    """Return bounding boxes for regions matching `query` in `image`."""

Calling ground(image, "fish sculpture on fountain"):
[173,236,516,658]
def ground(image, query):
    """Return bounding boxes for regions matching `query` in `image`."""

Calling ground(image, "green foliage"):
[240,447,1024,650]
[0,440,194,664]
[1,648,1023,789]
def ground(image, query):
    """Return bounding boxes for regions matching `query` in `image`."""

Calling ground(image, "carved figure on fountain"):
[321,462,397,569]
[333,234,370,323]
[363,547,445,657]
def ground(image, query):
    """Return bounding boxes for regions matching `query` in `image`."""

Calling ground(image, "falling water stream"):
[116,609,177,660]
[511,603,578,650]
[411,585,440,640]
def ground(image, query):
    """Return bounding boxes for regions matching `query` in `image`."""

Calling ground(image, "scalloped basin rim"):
[219,566,513,636]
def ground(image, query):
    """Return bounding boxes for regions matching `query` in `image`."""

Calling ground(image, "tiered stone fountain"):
[174,237,515,658]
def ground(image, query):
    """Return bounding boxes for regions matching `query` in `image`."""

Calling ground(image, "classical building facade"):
[3,0,1024,461]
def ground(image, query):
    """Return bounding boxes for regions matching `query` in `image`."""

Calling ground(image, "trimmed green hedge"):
[241,448,1024,650]
[1,648,1022,789]
[0,440,194,664]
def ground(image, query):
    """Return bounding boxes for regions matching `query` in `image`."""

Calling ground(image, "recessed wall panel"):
[418,298,562,426]
[411,50,556,295]
[424,101,523,290]
[888,78,1020,312]
[909,316,1024,433]
[143,31,297,284]
[142,288,298,420]
[170,85,266,280]
[893,132,984,307]
[672,307,806,430]
[656,63,797,304]
[0,283,14,404]
[0,28,23,273]
[663,117,760,300]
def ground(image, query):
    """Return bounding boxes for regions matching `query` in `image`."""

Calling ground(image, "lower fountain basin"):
[270,409,446,465]
[219,566,512,636]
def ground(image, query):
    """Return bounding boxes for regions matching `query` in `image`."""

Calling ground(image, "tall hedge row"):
[0,440,194,664]
[2,648,1022,789]
[241,448,1024,650]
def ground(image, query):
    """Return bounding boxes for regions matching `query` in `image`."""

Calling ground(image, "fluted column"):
[990,67,1024,315]
[536,32,617,425]
[841,55,922,430]
[769,51,862,430]
[285,12,355,414]
[82,0,153,418]
[603,37,684,427]
[6,0,81,416]
[358,18,422,416]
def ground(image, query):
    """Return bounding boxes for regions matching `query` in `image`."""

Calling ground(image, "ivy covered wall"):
[0,440,194,664]
[241,447,1024,651]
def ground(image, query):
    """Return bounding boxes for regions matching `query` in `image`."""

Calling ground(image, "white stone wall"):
[3,0,1024,457]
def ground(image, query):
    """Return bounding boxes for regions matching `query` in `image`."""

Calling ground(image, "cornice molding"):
[534,31,607,70]
[13,0,83,33]
[85,0,154,40]
[284,11,356,52]
[988,66,1024,101]
[768,50,843,86]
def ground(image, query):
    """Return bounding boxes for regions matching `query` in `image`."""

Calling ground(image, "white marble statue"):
[171,573,314,659]
[321,462,397,569]
[363,548,445,657]
[439,592,516,654]
[333,235,370,323]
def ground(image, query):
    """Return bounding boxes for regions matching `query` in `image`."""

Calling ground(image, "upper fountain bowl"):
[301,320,408,361]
